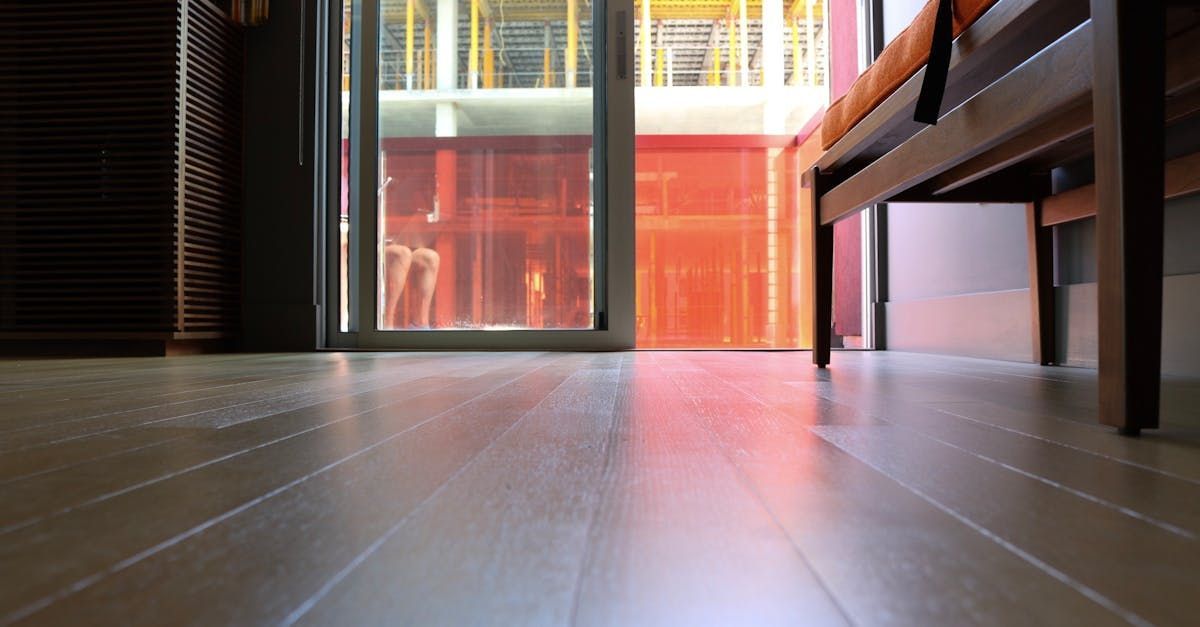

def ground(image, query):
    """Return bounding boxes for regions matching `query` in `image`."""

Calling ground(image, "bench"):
[806,0,1200,434]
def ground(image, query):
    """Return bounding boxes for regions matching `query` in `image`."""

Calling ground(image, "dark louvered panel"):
[178,0,243,334]
[0,1,178,332]
[0,0,243,342]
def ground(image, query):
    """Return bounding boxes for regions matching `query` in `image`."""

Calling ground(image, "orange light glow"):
[635,136,809,348]
[345,135,812,345]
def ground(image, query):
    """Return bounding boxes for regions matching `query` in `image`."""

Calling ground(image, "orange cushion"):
[820,0,1000,150]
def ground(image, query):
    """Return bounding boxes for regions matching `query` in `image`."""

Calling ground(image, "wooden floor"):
[1,351,1199,626]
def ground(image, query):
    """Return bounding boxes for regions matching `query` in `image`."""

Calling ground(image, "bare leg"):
[409,248,441,328]
[384,244,413,329]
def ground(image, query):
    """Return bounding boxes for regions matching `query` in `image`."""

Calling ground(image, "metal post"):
[763,0,784,86]
[818,0,827,86]
[436,0,458,135]
[727,11,736,85]
[710,45,721,85]
[543,21,554,87]
[641,0,652,86]
[436,0,458,90]
[423,21,432,89]
[469,0,480,88]
[763,0,783,131]
[405,0,415,89]
[790,18,800,85]
[805,0,815,86]
[483,19,494,88]
[566,0,578,87]
[739,0,749,86]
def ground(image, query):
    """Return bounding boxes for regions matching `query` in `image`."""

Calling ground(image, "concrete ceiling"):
[367,4,825,89]
[344,85,825,137]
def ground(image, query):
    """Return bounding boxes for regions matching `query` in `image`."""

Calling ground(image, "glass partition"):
[336,0,629,347]
[632,0,830,348]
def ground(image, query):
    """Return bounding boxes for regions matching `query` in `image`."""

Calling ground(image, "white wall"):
[877,0,1200,375]
[888,202,1028,301]
[878,0,1031,359]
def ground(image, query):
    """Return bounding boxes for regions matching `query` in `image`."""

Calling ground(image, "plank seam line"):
[0,353,467,427]
[2,364,447,451]
[279,355,603,626]
[0,374,474,536]
[651,352,859,627]
[809,430,1153,627]
[566,353,631,627]
[1,353,574,625]
[840,421,1197,540]
[0,353,392,421]
[0,365,379,441]
[0,434,191,487]
[932,406,1200,487]
[808,391,1199,539]
[0,355,521,484]
[678,353,1156,625]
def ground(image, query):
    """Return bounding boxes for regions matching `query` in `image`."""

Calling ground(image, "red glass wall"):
[636,136,808,348]
[343,134,812,346]
[375,137,594,329]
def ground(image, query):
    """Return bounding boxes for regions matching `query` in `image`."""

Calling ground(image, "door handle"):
[615,10,627,80]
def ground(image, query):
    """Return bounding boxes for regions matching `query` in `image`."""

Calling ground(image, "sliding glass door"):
[630,0,831,349]
[332,0,634,349]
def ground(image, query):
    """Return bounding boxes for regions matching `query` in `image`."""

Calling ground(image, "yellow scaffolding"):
[566,0,578,87]
[726,10,736,85]
[709,46,721,85]
[469,0,480,87]
[372,0,825,90]
[423,21,432,89]
[380,0,814,24]
[655,46,665,86]
[405,0,415,88]
[790,16,800,85]
[483,19,495,88]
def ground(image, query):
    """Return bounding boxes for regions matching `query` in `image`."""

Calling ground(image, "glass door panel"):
[374,0,596,332]
[631,0,830,348]
[336,0,633,348]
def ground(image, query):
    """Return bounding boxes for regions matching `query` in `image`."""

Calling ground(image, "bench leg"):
[809,167,833,368]
[1091,0,1165,435]
[1026,200,1055,366]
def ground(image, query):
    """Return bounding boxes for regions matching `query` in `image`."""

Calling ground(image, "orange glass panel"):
[635,136,811,348]
[377,137,594,330]
[346,134,815,344]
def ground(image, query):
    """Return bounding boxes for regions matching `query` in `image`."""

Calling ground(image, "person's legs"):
[409,248,440,328]
[384,244,413,329]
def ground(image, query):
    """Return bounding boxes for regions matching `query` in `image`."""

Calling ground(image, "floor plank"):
[0,350,1197,625]
[773,375,1200,537]
[812,423,1197,626]
[571,357,847,626]
[0,354,558,621]
[290,356,626,626]
[0,353,533,482]
[0,371,477,533]
[12,355,593,626]
[657,352,1131,626]
[0,355,448,447]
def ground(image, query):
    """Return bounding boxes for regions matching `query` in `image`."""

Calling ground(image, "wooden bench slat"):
[819,21,1093,226]
[931,31,1200,195]
[1041,151,1200,226]
[816,0,1089,173]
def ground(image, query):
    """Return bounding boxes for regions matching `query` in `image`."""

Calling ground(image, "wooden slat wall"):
[0,1,179,333]
[0,0,242,340]
[178,0,243,334]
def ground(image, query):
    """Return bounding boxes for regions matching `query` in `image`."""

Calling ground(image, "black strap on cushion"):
[914,0,955,124]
